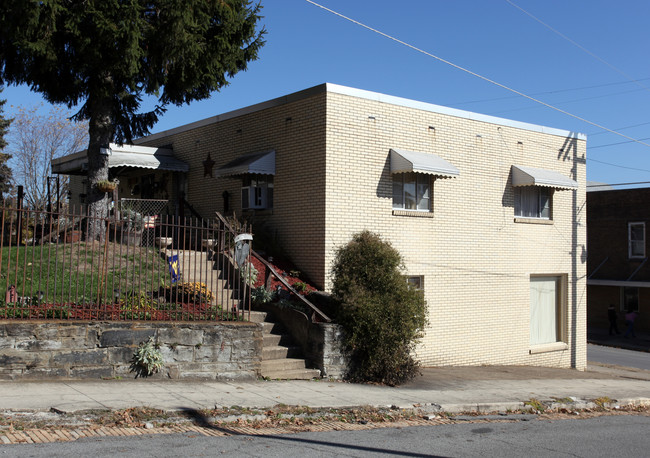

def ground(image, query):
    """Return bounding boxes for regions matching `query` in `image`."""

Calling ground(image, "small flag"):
[167,255,180,283]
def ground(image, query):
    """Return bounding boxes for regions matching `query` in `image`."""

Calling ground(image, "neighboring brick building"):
[587,187,650,334]
[54,84,587,369]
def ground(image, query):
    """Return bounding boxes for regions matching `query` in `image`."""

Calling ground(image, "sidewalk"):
[1,364,649,415]
[587,326,650,353]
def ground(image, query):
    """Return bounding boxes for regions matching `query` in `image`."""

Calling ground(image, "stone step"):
[262,333,294,347]
[261,368,321,380]
[261,357,310,373]
[248,311,267,323]
[262,345,302,360]
[261,321,285,334]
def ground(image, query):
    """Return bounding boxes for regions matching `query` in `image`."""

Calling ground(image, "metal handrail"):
[214,212,331,323]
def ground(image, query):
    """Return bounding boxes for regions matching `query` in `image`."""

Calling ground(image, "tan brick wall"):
[134,85,586,370]
[322,91,586,369]
[139,92,329,287]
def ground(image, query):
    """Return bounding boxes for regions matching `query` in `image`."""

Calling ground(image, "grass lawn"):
[0,241,170,306]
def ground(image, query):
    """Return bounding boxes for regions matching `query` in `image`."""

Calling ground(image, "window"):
[242,175,273,210]
[530,276,564,346]
[393,173,430,211]
[515,187,551,219]
[628,222,645,258]
[406,276,423,291]
[621,287,639,312]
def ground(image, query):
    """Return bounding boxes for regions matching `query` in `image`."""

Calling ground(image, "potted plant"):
[96,179,119,193]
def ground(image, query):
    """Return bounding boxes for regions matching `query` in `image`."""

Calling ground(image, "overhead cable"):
[504,0,650,94]
[305,1,650,148]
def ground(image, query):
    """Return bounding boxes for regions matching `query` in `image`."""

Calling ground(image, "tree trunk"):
[85,97,114,241]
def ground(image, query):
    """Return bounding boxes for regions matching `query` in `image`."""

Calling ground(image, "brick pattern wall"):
[322,92,587,369]
[139,93,329,288]
[134,86,586,369]
[587,188,650,332]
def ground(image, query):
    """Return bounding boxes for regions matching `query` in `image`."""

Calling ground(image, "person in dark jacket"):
[608,304,619,335]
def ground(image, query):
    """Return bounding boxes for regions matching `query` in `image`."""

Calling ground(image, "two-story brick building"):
[53,83,588,369]
[587,187,650,334]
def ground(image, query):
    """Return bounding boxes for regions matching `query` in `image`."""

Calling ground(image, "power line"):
[305,0,650,149]
[590,137,650,150]
[488,88,645,116]
[587,157,650,173]
[504,0,650,94]
[588,121,650,137]
[453,77,650,106]
[587,181,650,187]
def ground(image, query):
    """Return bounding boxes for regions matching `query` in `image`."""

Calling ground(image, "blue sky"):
[3,0,649,187]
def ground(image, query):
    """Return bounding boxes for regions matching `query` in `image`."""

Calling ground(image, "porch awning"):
[390,148,459,178]
[51,144,189,175]
[511,165,577,189]
[214,150,275,177]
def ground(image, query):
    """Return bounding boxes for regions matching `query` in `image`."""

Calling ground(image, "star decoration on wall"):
[203,153,215,177]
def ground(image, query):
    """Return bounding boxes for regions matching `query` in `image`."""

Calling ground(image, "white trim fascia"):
[326,84,587,141]
[135,83,587,144]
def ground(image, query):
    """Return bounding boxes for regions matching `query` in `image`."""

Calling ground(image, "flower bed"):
[249,255,317,294]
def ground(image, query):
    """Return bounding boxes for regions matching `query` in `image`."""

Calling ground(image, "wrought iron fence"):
[0,202,252,322]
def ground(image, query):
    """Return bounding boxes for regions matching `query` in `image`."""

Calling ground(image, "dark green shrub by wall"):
[331,231,427,386]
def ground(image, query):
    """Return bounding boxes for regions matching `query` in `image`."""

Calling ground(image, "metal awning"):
[214,150,275,177]
[511,165,577,189]
[390,148,459,178]
[51,144,189,174]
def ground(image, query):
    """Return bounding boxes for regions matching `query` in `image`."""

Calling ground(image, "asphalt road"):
[587,343,650,370]
[2,415,649,457]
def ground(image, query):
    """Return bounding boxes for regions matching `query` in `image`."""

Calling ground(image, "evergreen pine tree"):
[0,89,13,199]
[0,1,265,238]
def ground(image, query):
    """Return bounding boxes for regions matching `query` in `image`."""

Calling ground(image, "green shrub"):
[331,231,427,386]
[130,337,164,377]
[251,286,274,306]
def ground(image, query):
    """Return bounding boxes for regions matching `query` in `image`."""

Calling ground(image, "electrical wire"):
[504,0,650,94]
[587,180,650,187]
[488,88,646,116]
[453,77,650,106]
[587,158,650,173]
[589,121,650,137]
[589,137,650,150]
[305,1,650,148]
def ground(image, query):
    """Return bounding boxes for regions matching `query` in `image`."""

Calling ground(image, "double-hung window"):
[242,175,273,210]
[628,222,645,258]
[515,187,551,219]
[530,275,565,346]
[621,286,639,312]
[392,173,431,212]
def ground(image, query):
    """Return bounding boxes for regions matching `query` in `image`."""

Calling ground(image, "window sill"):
[529,342,568,354]
[514,217,553,225]
[242,209,273,216]
[392,210,434,218]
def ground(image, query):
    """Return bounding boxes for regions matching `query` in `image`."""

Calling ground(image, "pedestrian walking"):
[608,304,620,335]
[623,309,638,338]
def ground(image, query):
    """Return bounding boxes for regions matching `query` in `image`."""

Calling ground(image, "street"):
[1,414,648,457]
[588,343,650,370]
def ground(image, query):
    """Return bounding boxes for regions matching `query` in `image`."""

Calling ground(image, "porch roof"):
[511,165,577,189]
[390,148,459,178]
[51,144,189,175]
[214,150,275,177]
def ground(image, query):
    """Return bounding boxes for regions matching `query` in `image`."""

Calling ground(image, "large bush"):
[331,231,427,385]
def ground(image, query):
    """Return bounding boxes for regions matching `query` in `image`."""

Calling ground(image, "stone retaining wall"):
[0,321,262,381]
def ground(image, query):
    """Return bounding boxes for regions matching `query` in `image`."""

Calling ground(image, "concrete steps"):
[257,311,321,380]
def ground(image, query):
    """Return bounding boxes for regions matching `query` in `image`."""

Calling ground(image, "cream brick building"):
[55,84,587,369]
